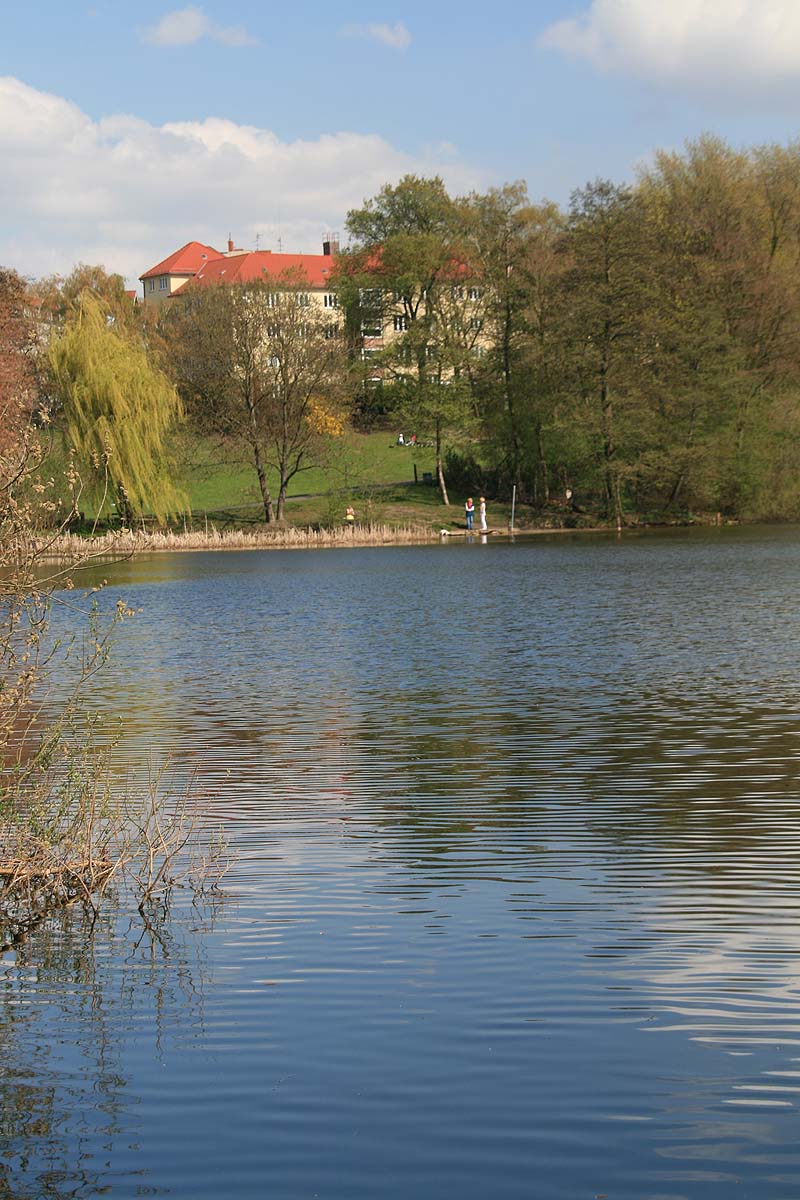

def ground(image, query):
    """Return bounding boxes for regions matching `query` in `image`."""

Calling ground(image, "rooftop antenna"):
[255,232,261,251]
[277,234,283,253]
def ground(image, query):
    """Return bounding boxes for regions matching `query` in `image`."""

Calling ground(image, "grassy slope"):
[177,431,444,518]
[177,431,436,505]
[44,428,518,531]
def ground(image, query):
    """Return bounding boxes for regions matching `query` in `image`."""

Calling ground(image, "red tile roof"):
[140,241,220,281]
[191,251,335,290]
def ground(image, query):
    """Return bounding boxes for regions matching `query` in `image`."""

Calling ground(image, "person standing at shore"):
[465,497,475,530]
[479,497,487,531]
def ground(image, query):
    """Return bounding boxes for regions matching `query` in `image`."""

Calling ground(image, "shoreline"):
[35,517,740,561]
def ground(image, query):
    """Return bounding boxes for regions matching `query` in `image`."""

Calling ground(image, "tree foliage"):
[163,275,348,522]
[337,140,800,522]
[48,292,185,522]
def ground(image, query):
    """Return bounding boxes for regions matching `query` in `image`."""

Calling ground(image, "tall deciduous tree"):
[166,276,347,522]
[556,181,661,525]
[48,292,185,522]
[460,186,565,502]
[339,175,477,504]
[641,137,800,514]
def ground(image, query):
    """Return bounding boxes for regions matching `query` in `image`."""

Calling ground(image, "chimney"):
[322,232,340,257]
[227,235,234,253]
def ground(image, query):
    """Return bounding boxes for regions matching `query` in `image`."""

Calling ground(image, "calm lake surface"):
[5,526,800,1199]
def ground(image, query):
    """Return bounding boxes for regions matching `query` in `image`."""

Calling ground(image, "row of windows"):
[265,292,312,307]
[149,279,480,304]
[363,343,486,363]
[389,286,482,302]
[364,314,482,334]
[265,322,340,339]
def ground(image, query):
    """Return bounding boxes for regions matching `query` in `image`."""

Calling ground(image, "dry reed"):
[39,522,441,559]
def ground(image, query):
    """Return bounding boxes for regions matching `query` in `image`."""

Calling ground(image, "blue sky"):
[3,1,800,282]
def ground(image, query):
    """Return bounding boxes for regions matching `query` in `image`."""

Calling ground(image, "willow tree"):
[49,292,185,522]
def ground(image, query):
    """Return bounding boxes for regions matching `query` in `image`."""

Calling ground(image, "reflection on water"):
[9,525,800,1198]
[0,896,223,1198]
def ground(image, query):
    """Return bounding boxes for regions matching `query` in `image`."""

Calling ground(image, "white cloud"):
[539,0,800,96]
[343,22,411,50]
[142,6,258,48]
[0,77,481,286]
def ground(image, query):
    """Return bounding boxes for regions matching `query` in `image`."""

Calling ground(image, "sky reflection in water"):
[5,526,800,1198]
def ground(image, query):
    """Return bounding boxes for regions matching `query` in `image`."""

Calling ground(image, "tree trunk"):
[666,400,698,510]
[435,418,449,506]
[533,422,549,506]
[246,391,274,523]
[600,363,622,527]
[501,290,522,487]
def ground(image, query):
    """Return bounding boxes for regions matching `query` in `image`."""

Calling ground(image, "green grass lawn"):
[175,431,439,515]
[39,428,519,532]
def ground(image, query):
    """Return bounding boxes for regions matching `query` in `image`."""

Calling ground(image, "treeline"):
[337,136,800,520]
[5,134,800,525]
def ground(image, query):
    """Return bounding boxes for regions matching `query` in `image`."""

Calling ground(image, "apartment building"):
[139,237,342,310]
[139,237,487,387]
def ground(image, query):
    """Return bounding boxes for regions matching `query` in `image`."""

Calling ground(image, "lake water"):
[4,526,800,1199]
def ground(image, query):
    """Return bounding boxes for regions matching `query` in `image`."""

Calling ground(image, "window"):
[468,287,482,300]
[267,323,280,337]
[296,293,310,307]
[267,293,280,307]
[472,344,486,359]
[148,279,155,293]
[393,314,408,332]
[451,286,464,300]
[325,324,338,340]
[359,287,382,306]
[361,347,381,362]
[361,319,383,337]
[159,276,168,291]
[469,317,483,331]
[324,293,338,308]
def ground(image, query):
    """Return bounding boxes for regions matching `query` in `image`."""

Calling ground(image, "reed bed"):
[39,521,441,560]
